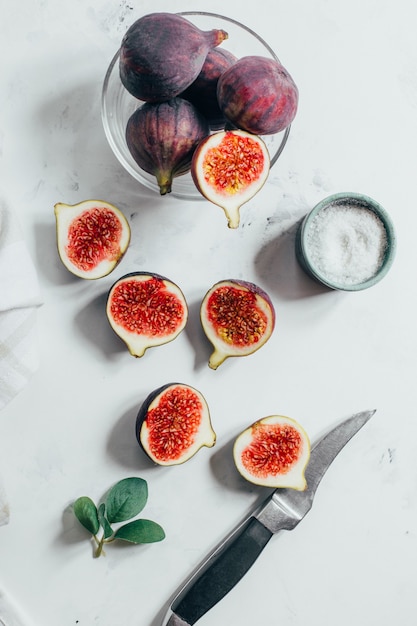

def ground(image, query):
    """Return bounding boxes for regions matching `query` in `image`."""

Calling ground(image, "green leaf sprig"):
[73,477,165,558]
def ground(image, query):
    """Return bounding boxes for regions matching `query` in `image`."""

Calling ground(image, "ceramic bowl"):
[295,192,396,291]
[101,12,291,200]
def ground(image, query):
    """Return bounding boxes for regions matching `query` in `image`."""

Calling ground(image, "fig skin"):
[119,12,228,102]
[136,383,216,466]
[217,55,299,135]
[126,98,210,195]
[191,130,270,228]
[200,279,276,369]
[54,199,131,280]
[106,272,188,357]
[180,48,237,130]
[233,415,311,490]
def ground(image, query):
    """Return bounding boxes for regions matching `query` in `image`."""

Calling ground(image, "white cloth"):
[0,586,35,626]
[0,200,43,528]
[0,475,9,527]
[0,201,42,412]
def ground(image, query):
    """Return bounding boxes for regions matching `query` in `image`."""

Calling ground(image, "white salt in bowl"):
[295,192,396,291]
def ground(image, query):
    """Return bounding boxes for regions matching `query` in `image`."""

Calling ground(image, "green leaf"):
[105,477,148,524]
[114,519,165,544]
[73,496,100,535]
[98,502,113,539]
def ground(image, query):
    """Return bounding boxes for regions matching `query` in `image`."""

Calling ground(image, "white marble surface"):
[0,1,416,624]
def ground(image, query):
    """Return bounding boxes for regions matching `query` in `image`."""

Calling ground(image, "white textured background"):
[0,1,416,625]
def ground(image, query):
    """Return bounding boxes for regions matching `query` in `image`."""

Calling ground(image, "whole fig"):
[126,97,210,195]
[217,55,299,135]
[119,12,228,102]
[180,48,237,130]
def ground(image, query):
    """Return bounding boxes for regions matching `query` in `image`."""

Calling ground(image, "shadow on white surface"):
[74,290,127,359]
[183,298,214,372]
[33,222,76,287]
[209,433,274,506]
[254,219,330,300]
[106,401,155,471]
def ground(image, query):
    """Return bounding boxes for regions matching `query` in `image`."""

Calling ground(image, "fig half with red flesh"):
[200,279,275,369]
[106,272,188,357]
[233,415,311,490]
[191,130,270,228]
[136,383,216,466]
[54,200,131,279]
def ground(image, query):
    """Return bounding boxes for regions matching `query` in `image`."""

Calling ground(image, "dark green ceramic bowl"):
[295,192,396,291]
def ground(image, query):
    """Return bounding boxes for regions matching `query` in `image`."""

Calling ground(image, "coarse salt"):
[305,204,388,286]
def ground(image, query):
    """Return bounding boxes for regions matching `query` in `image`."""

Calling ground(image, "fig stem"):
[157,173,173,195]
[208,349,227,370]
[224,207,241,229]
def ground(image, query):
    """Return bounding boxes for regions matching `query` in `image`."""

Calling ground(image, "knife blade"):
[162,409,375,626]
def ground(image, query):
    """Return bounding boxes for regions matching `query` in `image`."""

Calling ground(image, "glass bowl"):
[101,11,291,200]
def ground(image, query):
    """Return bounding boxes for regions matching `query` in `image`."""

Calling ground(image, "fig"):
[126,98,210,195]
[136,383,216,465]
[106,272,188,357]
[233,415,311,490]
[119,12,228,102]
[180,47,237,130]
[217,56,299,135]
[200,279,275,369]
[191,129,270,228]
[54,200,131,279]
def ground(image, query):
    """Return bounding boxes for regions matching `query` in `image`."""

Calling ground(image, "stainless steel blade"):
[256,409,375,533]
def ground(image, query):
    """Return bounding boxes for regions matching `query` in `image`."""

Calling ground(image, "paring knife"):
[162,409,375,626]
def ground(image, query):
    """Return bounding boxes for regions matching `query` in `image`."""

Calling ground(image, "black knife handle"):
[172,516,273,625]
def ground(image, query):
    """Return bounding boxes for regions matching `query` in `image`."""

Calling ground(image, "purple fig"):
[119,12,228,102]
[217,55,299,135]
[180,47,237,129]
[126,97,209,195]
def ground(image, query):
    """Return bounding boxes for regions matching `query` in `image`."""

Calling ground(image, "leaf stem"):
[93,534,117,558]
[94,534,106,558]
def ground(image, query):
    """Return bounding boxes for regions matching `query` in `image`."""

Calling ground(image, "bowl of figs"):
[101,12,298,203]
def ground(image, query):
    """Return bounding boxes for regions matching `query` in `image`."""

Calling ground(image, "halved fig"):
[106,272,188,357]
[200,279,275,369]
[191,130,270,228]
[233,415,311,490]
[136,383,216,465]
[54,200,131,279]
